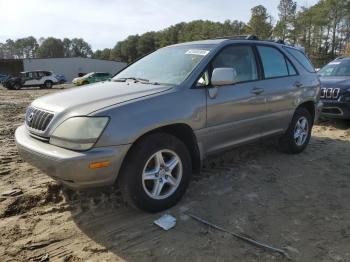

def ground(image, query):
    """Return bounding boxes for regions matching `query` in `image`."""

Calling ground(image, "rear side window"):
[257,46,289,78]
[284,47,315,72]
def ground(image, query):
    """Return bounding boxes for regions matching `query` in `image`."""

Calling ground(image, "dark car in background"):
[55,74,67,84]
[0,74,11,84]
[318,57,350,119]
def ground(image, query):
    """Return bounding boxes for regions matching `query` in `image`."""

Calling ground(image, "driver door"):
[201,45,268,154]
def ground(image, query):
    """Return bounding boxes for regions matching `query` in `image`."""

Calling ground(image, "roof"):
[20,70,51,73]
[168,36,301,51]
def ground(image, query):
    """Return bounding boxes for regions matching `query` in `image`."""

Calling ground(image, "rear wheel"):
[279,107,312,154]
[118,133,192,212]
[44,80,53,89]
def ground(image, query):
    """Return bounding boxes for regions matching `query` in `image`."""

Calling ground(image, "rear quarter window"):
[284,47,315,73]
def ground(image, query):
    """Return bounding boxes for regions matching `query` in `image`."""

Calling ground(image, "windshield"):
[318,60,350,77]
[113,45,214,85]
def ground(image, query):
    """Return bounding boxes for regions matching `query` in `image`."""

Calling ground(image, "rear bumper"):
[320,100,350,119]
[15,125,131,189]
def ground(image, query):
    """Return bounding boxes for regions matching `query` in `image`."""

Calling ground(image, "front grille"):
[25,107,54,131]
[320,87,340,100]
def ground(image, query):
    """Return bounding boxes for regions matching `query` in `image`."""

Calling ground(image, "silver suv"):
[15,37,322,212]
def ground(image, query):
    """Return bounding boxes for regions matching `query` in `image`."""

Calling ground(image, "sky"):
[0,0,319,50]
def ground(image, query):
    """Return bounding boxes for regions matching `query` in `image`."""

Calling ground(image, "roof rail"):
[214,35,259,40]
[263,39,286,45]
[334,56,348,60]
[213,35,290,44]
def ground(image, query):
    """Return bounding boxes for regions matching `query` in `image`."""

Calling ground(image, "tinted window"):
[284,47,315,72]
[97,73,109,77]
[212,45,258,83]
[318,61,350,77]
[257,46,288,78]
[287,60,297,75]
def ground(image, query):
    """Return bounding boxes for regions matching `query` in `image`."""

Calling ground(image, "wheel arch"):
[119,123,202,179]
[297,100,315,123]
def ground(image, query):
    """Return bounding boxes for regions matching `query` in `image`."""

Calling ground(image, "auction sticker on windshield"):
[185,49,210,56]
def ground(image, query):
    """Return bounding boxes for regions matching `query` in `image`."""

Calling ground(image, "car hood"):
[319,76,350,90]
[72,77,83,82]
[31,81,173,116]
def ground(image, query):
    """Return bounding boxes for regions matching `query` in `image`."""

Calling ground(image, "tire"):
[118,133,192,212]
[44,81,53,89]
[13,83,21,90]
[278,107,312,154]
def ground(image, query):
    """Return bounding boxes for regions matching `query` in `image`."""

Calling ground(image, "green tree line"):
[0,37,92,59]
[1,0,349,67]
[93,0,350,67]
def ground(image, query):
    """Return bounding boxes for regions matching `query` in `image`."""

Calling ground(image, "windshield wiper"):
[113,77,159,85]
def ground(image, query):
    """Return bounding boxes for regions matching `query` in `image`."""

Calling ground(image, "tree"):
[108,19,248,63]
[36,37,65,58]
[246,5,273,39]
[344,43,350,56]
[274,0,299,44]
[275,0,297,42]
[93,48,112,60]
[62,38,72,57]
[13,36,38,58]
[69,38,93,57]
[0,39,16,59]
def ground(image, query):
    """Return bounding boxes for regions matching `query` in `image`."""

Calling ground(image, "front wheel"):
[278,107,312,154]
[13,83,21,90]
[118,133,192,212]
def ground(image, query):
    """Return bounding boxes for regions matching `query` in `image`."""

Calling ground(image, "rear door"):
[256,45,299,136]
[202,44,267,154]
[22,72,36,86]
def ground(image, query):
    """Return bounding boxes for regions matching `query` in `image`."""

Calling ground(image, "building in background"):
[0,58,127,82]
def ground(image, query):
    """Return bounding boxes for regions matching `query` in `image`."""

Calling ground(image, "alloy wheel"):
[294,116,309,146]
[142,149,183,200]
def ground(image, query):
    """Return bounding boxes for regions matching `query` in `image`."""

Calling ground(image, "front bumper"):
[15,125,131,189]
[320,99,350,119]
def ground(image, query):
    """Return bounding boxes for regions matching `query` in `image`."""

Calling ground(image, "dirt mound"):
[0,194,42,218]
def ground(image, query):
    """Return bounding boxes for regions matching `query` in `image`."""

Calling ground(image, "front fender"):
[93,87,206,147]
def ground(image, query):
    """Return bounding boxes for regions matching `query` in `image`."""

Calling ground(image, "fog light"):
[89,161,110,169]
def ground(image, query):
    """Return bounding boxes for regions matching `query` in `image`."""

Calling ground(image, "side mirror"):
[211,68,237,86]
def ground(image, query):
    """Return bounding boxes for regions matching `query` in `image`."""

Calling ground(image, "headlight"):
[50,117,109,151]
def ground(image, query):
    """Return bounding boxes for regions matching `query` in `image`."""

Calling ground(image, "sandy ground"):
[1,84,350,262]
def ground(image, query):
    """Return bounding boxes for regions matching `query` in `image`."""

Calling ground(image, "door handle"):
[295,81,303,88]
[251,87,264,95]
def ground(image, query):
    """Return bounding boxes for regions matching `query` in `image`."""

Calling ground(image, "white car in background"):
[3,70,59,90]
